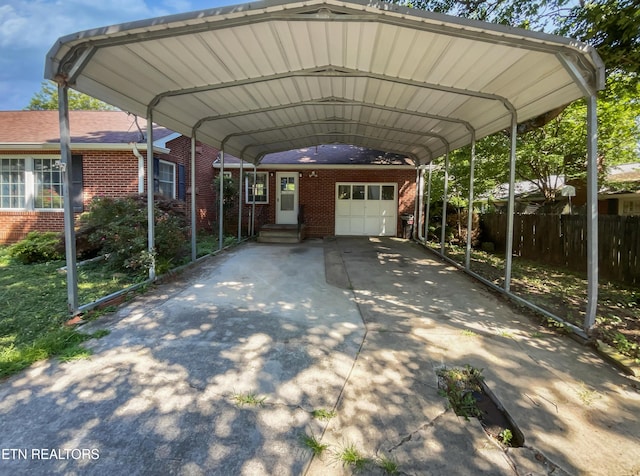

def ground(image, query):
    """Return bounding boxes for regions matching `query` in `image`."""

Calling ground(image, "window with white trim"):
[154,160,176,199]
[34,158,63,209]
[0,158,26,208]
[0,157,82,211]
[245,172,268,204]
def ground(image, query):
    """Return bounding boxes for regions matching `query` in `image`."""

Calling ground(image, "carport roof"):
[45,0,604,166]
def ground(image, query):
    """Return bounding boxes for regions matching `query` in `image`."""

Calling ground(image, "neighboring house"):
[599,163,640,216]
[0,110,217,244]
[213,145,416,238]
[477,163,640,216]
[479,175,568,214]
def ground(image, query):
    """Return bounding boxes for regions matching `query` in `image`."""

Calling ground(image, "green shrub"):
[8,232,64,264]
[77,195,189,273]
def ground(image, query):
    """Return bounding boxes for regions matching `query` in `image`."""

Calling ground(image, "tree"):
[25,81,117,111]
[561,0,640,78]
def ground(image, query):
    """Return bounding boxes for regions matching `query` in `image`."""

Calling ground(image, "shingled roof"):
[0,110,174,145]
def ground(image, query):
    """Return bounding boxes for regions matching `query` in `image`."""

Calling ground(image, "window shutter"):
[178,164,186,201]
[153,157,160,195]
[71,155,84,212]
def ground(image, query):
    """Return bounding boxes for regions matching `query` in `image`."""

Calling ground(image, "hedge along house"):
[214,144,416,240]
[45,0,604,333]
[0,111,220,244]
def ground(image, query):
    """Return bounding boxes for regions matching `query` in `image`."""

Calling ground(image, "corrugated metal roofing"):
[45,0,604,165]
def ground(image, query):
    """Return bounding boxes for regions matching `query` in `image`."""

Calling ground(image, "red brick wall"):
[165,137,218,233]
[216,167,416,238]
[0,149,141,243]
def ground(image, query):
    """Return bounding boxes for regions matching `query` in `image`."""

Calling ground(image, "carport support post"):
[218,149,225,251]
[425,164,433,242]
[57,84,78,314]
[413,167,421,240]
[238,156,244,241]
[417,166,425,241]
[504,114,518,292]
[146,109,156,280]
[465,134,476,270]
[440,150,450,255]
[251,165,257,236]
[190,134,197,262]
[584,94,599,331]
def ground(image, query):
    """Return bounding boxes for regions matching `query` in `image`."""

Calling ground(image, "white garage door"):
[335,183,397,236]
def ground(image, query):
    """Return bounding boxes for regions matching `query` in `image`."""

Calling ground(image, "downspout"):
[146,108,156,281]
[132,143,145,194]
[465,131,477,271]
[190,134,197,262]
[57,83,79,315]
[440,148,450,256]
[504,111,518,292]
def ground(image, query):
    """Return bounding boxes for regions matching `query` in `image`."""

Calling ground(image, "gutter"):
[0,143,171,153]
[131,143,145,194]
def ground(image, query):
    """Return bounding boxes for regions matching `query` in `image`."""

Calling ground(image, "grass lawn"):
[435,243,640,364]
[0,232,235,380]
[0,247,144,379]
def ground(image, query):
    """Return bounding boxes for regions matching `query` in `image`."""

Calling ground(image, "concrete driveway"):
[1,237,639,475]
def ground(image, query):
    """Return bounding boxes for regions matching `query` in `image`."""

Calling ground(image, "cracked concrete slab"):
[1,237,640,476]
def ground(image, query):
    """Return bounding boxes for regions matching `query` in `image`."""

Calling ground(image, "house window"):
[0,156,83,211]
[154,159,176,199]
[621,199,640,216]
[246,172,268,203]
[34,158,63,209]
[0,158,26,208]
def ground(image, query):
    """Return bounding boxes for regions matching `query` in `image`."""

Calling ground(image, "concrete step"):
[258,224,305,243]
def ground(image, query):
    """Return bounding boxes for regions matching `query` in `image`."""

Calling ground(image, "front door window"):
[276,172,298,224]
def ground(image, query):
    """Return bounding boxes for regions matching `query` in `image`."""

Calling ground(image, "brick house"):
[1,111,416,244]
[213,145,416,239]
[0,110,218,244]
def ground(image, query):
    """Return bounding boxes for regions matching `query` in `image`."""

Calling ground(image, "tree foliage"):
[26,81,117,111]
[426,72,639,205]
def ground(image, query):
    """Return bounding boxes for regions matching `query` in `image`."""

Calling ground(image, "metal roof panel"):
[45,0,604,164]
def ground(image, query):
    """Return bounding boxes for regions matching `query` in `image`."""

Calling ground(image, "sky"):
[0,0,237,111]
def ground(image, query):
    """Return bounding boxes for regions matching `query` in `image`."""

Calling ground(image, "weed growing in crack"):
[311,408,336,421]
[577,384,600,406]
[461,329,479,337]
[499,428,513,446]
[437,365,484,420]
[232,392,266,407]
[300,433,328,457]
[377,455,400,475]
[336,443,370,472]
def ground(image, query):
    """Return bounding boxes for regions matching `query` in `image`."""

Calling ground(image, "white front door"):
[276,172,299,224]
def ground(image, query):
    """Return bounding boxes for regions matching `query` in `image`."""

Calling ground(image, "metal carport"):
[45,0,604,332]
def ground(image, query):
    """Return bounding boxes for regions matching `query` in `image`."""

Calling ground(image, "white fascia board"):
[153,132,182,149]
[213,163,414,170]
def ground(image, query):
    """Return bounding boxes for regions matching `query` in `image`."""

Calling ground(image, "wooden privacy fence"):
[480,214,640,285]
